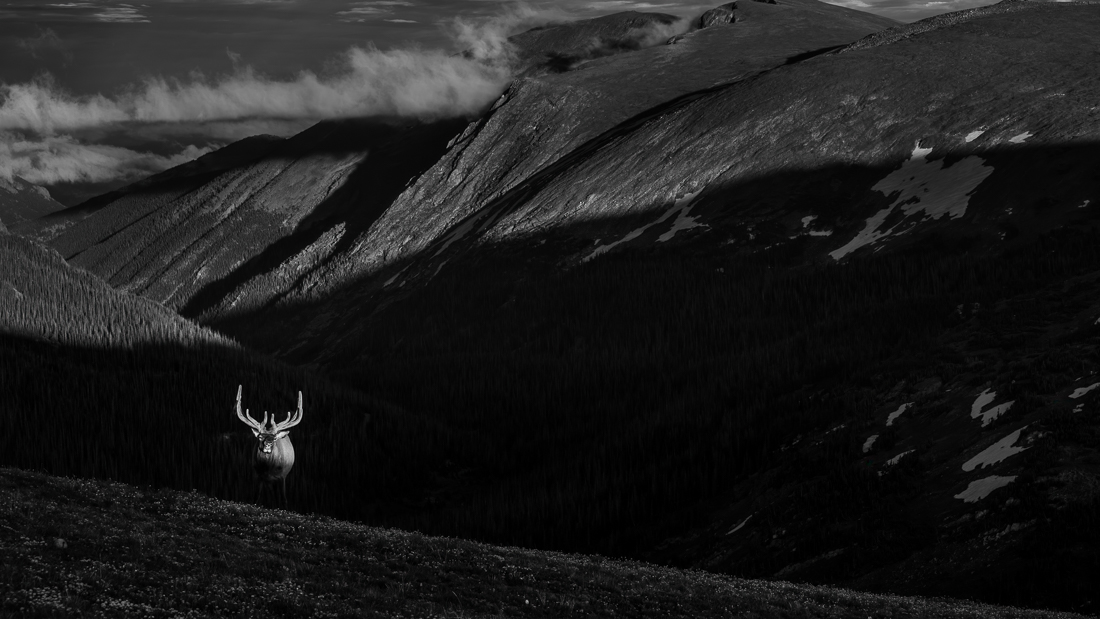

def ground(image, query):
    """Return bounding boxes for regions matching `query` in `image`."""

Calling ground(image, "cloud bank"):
[0,3,665,192]
[0,132,213,185]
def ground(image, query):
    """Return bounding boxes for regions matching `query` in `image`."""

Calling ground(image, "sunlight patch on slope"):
[970,388,1014,427]
[829,142,994,260]
[962,426,1029,472]
[955,475,1016,503]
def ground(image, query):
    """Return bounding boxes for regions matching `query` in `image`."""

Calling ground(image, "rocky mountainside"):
[0,175,64,232]
[36,1,896,323]
[7,0,1100,613]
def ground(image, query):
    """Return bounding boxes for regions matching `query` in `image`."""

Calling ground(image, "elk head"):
[235,385,303,506]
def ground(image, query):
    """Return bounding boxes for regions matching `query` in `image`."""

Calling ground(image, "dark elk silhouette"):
[235,385,303,508]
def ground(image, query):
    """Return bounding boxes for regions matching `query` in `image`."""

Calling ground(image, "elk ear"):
[251,428,261,437]
[275,430,289,441]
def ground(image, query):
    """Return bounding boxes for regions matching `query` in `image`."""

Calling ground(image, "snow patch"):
[886,449,914,466]
[964,130,985,143]
[862,435,878,453]
[587,189,705,260]
[1008,131,1032,144]
[726,514,752,535]
[383,266,409,288]
[1069,382,1100,399]
[970,388,1014,427]
[1079,199,1091,209]
[962,426,1029,472]
[955,475,1017,503]
[801,215,817,227]
[830,142,994,260]
[886,402,913,427]
[657,190,706,242]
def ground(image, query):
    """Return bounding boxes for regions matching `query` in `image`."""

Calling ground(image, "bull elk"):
[235,385,303,508]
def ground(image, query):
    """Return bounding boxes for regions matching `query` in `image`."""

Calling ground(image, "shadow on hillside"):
[185,137,1100,614]
[179,116,469,318]
[208,135,1100,348]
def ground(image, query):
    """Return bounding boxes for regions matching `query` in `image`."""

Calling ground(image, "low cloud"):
[450,4,574,63]
[0,3,675,189]
[0,45,512,136]
[0,131,213,185]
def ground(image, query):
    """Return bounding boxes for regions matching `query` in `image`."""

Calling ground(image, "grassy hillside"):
[0,233,449,524]
[0,467,1087,619]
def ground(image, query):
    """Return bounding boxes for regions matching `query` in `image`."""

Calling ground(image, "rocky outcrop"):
[699,3,740,27]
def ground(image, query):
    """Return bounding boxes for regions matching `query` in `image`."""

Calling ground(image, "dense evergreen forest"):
[4,218,1100,611]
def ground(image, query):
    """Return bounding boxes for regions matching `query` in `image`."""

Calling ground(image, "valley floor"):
[0,467,1087,619]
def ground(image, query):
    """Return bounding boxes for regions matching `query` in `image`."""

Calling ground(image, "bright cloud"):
[0,132,213,185]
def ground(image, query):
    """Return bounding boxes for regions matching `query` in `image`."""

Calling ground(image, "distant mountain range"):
[5,1,1100,613]
[0,175,65,232]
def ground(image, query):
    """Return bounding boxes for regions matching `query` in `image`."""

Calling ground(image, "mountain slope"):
[10,1,1100,612]
[35,2,897,323]
[1,466,1087,619]
[0,232,444,524]
[0,176,65,231]
[248,0,897,315]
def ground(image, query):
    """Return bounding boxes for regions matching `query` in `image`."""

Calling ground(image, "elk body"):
[235,385,303,508]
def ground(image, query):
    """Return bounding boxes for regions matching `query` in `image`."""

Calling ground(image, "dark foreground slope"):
[0,467,1086,619]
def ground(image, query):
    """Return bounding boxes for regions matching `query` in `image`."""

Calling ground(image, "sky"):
[0,0,997,205]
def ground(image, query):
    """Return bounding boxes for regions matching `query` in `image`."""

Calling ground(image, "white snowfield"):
[964,130,985,143]
[970,388,1014,427]
[955,475,1017,503]
[1008,131,1033,144]
[1069,382,1100,399]
[962,426,1029,472]
[862,434,878,453]
[885,402,913,427]
[829,142,994,260]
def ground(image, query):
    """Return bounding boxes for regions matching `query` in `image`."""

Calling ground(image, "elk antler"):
[272,391,304,433]
[235,385,269,432]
